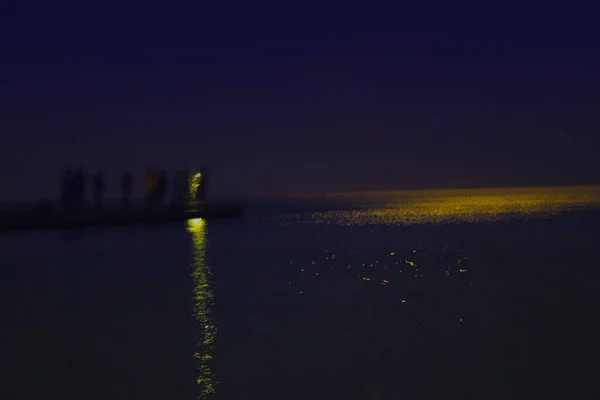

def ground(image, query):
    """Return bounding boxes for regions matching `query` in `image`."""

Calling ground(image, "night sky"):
[2,8,599,201]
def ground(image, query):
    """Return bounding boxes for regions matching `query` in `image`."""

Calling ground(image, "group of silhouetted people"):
[61,167,110,208]
[60,166,209,209]
[143,167,210,207]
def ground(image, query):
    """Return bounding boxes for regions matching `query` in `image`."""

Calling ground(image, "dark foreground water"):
[2,186,600,399]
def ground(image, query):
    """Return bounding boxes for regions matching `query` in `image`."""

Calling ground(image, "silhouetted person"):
[144,167,158,206]
[60,169,74,208]
[171,169,189,206]
[171,171,182,206]
[92,172,106,207]
[181,167,190,202]
[156,171,167,206]
[121,172,133,207]
[73,167,86,207]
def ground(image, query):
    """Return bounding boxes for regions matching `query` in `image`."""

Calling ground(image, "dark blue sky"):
[1,9,599,201]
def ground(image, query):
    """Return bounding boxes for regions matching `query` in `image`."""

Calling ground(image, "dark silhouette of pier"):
[0,201,244,232]
[0,166,244,232]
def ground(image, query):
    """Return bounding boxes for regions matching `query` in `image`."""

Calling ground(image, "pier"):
[0,202,244,233]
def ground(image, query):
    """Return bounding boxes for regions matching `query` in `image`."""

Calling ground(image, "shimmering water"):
[2,186,600,399]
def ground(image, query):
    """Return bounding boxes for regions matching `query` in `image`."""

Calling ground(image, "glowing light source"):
[189,218,205,229]
[189,172,202,201]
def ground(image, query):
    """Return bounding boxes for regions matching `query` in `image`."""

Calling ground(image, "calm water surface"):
[2,186,600,399]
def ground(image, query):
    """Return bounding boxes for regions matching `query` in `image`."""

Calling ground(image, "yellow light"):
[311,186,600,226]
[188,218,205,228]
[187,218,216,396]
[189,172,202,201]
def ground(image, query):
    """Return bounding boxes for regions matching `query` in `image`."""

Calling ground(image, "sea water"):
[2,186,600,399]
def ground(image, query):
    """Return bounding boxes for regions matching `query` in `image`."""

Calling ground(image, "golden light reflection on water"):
[187,218,217,398]
[311,186,600,225]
